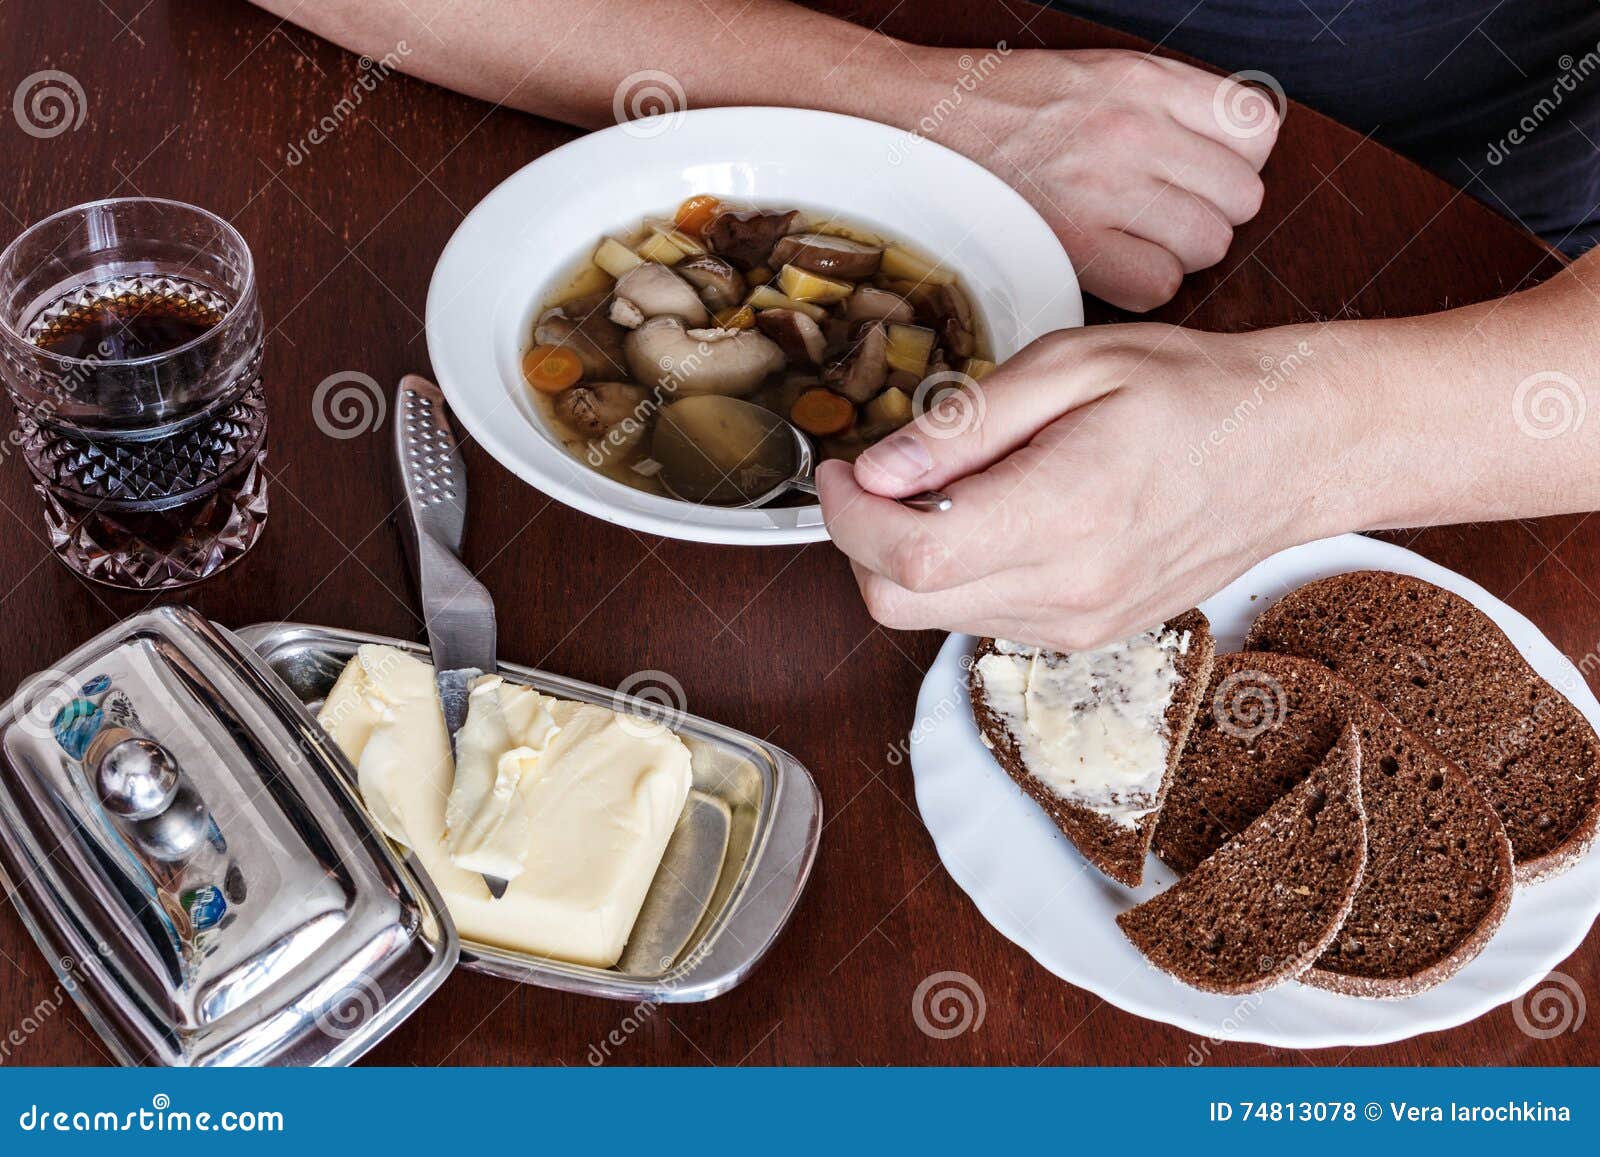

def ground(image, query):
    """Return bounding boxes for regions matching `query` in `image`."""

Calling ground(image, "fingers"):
[848,334,1115,497]
[1151,129,1266,225]
[1009,51,1278,311]
[1120,181,1235,275]
[1158,60,1282,171]
[1073,231,1185,313]
[824,391,1126,594]
[852,561,1103,646]
[847,518,1240,653]
[1094,114,1257,283]
[819,458,1037,594]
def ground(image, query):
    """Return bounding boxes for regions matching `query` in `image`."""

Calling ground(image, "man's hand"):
[818,323,1353,651]
[250,1,1274,311]
[918,48,1280,312]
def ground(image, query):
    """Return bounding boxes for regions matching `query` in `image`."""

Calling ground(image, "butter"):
[317,644,450,847]
[443,675,560,881]
[318,646,693,967]
[976,628,1189,828]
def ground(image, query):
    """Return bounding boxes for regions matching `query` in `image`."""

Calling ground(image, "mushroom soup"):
[524,196,995,505]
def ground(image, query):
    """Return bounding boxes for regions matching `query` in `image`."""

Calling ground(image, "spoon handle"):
[794,478,950,512]
[899,490,953,513]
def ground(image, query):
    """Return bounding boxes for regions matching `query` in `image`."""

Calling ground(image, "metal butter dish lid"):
[0,606,823,1065]
[0,606,457,1066]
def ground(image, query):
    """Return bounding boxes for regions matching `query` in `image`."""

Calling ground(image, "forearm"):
[248,0,963,133]
[1305,248,1600,535]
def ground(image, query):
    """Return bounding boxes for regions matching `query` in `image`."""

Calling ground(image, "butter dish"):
[241,621,820,1001]
[0,607,821,1066]
[0,607,455,1066]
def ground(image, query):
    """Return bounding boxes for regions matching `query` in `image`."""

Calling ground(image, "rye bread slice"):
[1154,652,1514,997]
[969,609,1214,887]
[1244,570,1600,883]
[1118,724,1366,994]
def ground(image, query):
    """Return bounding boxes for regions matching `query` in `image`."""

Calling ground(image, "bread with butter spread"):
[969,609,1214,887]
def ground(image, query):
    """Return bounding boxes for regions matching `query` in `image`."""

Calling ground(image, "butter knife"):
[392,374,507,899]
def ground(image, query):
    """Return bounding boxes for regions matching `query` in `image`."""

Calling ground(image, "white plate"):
[911,533,1600,1048]
[426,107,1082,545]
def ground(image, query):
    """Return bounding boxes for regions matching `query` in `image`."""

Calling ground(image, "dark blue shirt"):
[1047,0,1600,254]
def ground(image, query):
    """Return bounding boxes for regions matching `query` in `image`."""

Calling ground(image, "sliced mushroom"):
[675,254,747,311]
[534,304,628,378]
[705,208,799,270]
[770,233,883,280]
[624,316,785,397]
[934,283,976,360]
[612,262,711,325]
[754,308,827,366]
[847,285,915,326]
[553,381,649,437]
[825,323,889,404]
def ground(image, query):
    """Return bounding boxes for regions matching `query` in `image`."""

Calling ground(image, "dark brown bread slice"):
[1244,570,1600,883]
[1118,725,1367,994]
[969,609,1215,887]
[1154,652,1514,997]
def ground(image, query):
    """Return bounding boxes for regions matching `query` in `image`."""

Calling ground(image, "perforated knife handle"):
[392,376,497,677]
[394,375,468,559]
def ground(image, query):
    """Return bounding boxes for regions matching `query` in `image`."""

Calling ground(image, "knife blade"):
[392,374,507,899]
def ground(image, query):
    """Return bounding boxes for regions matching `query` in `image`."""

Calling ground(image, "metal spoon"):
[652,396,952,512]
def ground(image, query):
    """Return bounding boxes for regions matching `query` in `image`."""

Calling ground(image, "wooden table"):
[0,0,1589,1067]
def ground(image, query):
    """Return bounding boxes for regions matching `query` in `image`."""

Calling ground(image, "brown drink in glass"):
[0,198,267,589]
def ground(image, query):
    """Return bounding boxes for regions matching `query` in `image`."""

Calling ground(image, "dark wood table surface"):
[0,0,1591,1067]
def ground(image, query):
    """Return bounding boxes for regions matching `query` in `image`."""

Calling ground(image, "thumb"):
[851,331,1113,498]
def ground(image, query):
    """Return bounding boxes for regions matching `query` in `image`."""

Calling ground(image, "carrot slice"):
[522,344,583,394]
[674,194,722,237]
[791,388,855,436]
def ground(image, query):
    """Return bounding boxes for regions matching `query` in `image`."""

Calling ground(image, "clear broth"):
[530,202,991,503]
